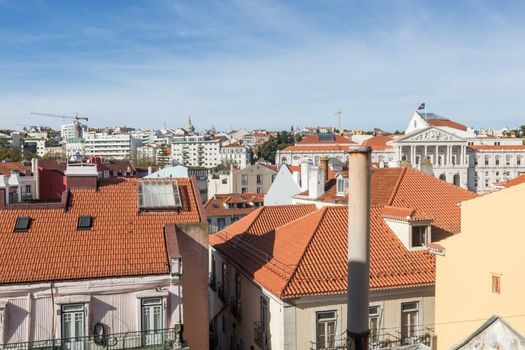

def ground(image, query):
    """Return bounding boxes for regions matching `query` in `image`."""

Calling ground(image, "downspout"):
[347,147,371,350]
[50,282,56,348]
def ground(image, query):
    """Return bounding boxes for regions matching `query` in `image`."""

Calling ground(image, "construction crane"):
[30,112,88,123]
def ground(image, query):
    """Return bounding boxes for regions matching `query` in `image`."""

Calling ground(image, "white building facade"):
[83,132,142,160]
[171,136,221,168]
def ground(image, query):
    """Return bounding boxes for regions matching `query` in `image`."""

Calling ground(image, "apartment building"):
[435,182,525,349]
[0,166,208,349]
[0,160,37,202]
[61,122,83,141]
[219,142,251,169]
[204,193,264,233]
[276,133,356,166]
[209,166,476,350]
[171,136,222,168]
[83,132,142,160]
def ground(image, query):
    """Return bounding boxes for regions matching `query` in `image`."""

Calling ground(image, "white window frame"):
[314,310,338,349]
[400,301,419,341]
[410,225,429,249]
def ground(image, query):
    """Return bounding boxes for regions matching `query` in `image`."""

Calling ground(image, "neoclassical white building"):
[382,111,525,193]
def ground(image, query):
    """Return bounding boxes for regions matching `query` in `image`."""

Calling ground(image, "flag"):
[417,103,426,110]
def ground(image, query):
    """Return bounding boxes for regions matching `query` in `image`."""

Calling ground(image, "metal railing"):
[229,298,242,320]
[253,322,268,349]
[1,327,188,350]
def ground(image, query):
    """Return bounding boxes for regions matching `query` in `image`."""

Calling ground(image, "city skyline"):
[2,0,525,131]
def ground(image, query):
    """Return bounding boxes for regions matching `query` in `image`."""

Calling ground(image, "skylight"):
[14,217,31,232]
[77,215,92,230]
[138,179,182,209]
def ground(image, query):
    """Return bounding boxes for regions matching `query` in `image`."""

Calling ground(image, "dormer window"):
[14,217,31,232]
[411,225,429,248]
[336,176,345,196]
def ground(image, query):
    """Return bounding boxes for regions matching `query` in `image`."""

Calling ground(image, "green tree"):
[255,131,298,164]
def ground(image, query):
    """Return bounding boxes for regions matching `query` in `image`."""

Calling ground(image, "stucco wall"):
[435,183,525,350]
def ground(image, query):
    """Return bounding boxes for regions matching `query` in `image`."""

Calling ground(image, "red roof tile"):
[204,193,265,217]
[0,178,203,284]
[361,136,395,150]
[0,162,31,176]
[467,145,525,150]
[280,145,352,152]
[496,174,525,188]
[426,118,467,131]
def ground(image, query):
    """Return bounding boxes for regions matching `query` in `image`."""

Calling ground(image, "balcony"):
[209,273,217,291]
[254,322,269,349]
[1,327,189,350]
[217,282,226,302]
[230,298,242,320]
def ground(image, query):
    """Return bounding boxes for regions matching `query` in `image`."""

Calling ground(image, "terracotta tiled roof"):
[361,136,396,150]
[426,118,467,131]
[495,174,525,188]
[467,145,525,150]
[0,178,203,284]
[204,193,265,217]
[298,134,354,145]
[38,159,67,171]
[210,205,437,298]
[382,206,433,222]
[223,142,244,148]
[0,162,31,176]
[280,145,352,152]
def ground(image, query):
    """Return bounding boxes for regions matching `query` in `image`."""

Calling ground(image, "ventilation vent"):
[77,215,93,230]
[14,217,31,232]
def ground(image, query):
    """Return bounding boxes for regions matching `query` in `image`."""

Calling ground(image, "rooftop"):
[204,192,265,217]
[0,177,203,284]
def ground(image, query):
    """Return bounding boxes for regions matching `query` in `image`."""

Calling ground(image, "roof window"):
[137,179,182,210]
[14,217,31,232]
[77,215,93,230]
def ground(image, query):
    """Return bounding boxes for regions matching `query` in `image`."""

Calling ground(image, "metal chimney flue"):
[347,146,371,350]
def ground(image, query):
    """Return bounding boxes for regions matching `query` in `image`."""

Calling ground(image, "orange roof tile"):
[426,118,467,131]
[361,136,395,150]
[467,145,525,150]
[298,134,354,145]
[280,145,352,152]
[0,178,203,284]
[0,162,31,176]
[496,174,525,188]
[204,193,265,217]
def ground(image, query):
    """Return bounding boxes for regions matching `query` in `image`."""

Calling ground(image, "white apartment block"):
[65,138,85,158]
[60,123,83,141]
[219,143,251,169]
[83,132,142,160]
[171,136,221,168]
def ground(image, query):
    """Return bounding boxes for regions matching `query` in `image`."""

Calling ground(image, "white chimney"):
[31,158,40,199]
[308,165,325,199]
[347,146,371,349]
[300,160,312,192]
[0,175,9,205]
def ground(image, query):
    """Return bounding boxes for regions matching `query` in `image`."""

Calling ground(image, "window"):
[210,255,216,289]
[506,155,511,166]
[336,176,345,196]
[415,156,420,165]
[495,156,500,166]
[217,218,226,231]
[61,304,85,346]
[14,217,31,232]
[452,155,457,165]
[271,174,276,183]
[25,185,32,195]
[369,306,380,343]
[235,272,241,302]
[241,174,248,186]
[256,187,262,193]
[316,311,337,349]
[492,275,501,294]
[518,156,522,166]
[401,302,419,341]
[141,298,163,345]
[77,216,92,230]
[485,156,489,166]
[411,226,428,248]
[256,175,263,185]
[241,187,247,193]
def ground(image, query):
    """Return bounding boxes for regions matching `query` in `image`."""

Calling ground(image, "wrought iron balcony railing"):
[1,326,188,350]
[253,322,268,349]
[229,298,242,320]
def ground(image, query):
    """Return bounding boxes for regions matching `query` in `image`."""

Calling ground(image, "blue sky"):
[1,0,525,131]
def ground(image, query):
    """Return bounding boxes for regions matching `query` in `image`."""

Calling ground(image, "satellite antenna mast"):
[334,109,342,132]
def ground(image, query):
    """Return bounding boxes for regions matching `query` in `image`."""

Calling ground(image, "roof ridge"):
[387,167,407,205]
[280,207,329,296]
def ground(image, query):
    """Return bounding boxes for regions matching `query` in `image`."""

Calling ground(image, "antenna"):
[334,109,342,131]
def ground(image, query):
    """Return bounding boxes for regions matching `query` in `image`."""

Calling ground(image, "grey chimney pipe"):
[347,146,371,350]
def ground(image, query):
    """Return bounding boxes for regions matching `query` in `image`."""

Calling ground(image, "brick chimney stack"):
[65,164,99,190]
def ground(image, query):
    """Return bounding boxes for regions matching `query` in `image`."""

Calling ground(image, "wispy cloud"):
[1,0,525,131]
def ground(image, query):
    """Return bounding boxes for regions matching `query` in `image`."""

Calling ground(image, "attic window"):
[411,226,429,248]
[14,217,31,232]
[77,216,92,230]
[212,204,220,209]
[336,176,345,196]
[138,180,182,209]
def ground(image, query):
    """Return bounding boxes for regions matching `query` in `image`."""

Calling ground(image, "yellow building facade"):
[435,183,525,349]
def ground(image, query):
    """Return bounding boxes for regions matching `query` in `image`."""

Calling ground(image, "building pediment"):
[393,127,465,143]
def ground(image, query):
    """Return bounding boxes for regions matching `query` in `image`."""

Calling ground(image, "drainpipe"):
[347,147,371,350]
